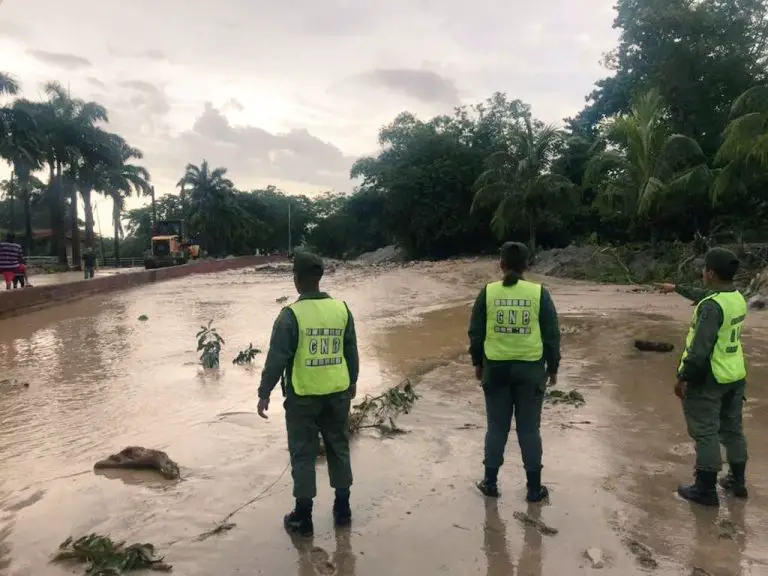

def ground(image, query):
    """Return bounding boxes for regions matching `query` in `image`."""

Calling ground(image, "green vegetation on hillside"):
[3,0,768,265]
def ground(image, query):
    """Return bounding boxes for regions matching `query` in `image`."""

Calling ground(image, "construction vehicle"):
[143,219,201,269]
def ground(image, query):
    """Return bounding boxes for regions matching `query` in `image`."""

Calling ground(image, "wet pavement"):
[0,259,766,575]
[5,267,144,289]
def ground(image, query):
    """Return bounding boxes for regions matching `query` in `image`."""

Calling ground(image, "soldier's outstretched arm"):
[258,308,299,400]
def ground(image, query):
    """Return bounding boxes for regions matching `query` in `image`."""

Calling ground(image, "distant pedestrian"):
[468,242,561,502]
[258,251,360,537]
[661,247,749,506]
[83,248,97,279]
[0,233,24,290]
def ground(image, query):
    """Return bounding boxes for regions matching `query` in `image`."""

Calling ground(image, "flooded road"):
[0,259,767,575]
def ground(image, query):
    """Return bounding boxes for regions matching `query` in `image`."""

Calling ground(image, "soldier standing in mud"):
[257,251,360,537]
[659,247,749,506]
[468,241,561,502]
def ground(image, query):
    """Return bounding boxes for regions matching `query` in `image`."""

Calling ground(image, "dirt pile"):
[355,245,405,265]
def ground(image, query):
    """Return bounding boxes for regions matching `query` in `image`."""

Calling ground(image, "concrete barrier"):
[0,255,286,319]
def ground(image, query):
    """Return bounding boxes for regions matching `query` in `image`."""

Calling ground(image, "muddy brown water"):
[0,260,767,575]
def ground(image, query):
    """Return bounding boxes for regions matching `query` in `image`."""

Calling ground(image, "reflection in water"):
[689,500,746,576]
[518,505,543,576]
[483,501,514,576]
[483,501,543,576]
[290,529,357,576]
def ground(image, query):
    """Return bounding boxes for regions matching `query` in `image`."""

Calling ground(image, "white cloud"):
[0,0,619,229]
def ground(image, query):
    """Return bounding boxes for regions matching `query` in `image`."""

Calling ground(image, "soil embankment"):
[0,258,766,575]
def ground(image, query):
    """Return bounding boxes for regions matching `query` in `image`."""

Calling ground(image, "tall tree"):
[572,0,768,158]
[584,90,711,240]
[472,116,574,251]
[97,138,151,263]
[177,160,245,255]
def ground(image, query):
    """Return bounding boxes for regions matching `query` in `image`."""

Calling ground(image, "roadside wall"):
[0,255,284,319]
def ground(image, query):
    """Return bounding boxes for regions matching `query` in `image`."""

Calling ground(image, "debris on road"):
[634,339,674,352]
[53,534,172,574]
[349,379,419,436]
[512,511,558,535]
[275,296,289,303]
[197,319,224,368]
[545,389,585,406]
[94,447,181,480]
[138,315,148,321]
[584,547,605,569]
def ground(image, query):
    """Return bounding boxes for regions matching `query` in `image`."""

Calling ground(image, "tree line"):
[4,0,768,264]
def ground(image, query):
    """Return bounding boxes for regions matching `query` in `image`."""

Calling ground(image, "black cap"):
[704,247,739,281]
[500,241,529,272]
[293,251,324,278]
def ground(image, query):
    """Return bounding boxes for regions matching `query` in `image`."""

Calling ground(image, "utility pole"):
[8,169,15,235]
[150,185,157,224]
[287,202,292,256]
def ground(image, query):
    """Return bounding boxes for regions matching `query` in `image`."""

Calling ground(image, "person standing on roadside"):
[0,233,24,290]
[468,241,561,502]
[659,247,749,506]
[83,248,97,279]
[258,251,360,537]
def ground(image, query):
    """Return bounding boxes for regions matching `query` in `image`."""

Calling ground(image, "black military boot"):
[333,489,352,527]
[720,462,748,499]
[525,470,549,503]
[284,498,314,537]
[477,466,500,498]
[678,470,719,507]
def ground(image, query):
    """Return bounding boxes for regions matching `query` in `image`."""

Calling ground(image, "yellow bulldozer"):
[143,219,201,269]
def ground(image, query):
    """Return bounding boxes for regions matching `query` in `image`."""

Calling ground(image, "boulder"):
[94,447,180,480]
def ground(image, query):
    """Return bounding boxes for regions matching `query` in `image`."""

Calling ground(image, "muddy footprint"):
[623,538,658,569]
[309,546,336,575]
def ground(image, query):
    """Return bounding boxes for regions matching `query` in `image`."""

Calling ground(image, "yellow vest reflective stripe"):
[678,291,747,384]
[289,298,351,396]
[484,279,543,361]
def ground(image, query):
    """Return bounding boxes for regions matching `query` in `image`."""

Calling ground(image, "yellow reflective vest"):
[678,291,747,384]
[484,279,543,361]
[289,298,351,396]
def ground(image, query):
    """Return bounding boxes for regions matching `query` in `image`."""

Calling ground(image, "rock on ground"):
[94,447,181,480]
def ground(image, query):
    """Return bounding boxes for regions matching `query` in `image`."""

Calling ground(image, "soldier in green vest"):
[468,242,561,502]
[258,251,360,536]
[660,248,749,506]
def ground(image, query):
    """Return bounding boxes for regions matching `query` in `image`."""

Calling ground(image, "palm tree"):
[177,160,242,255]
[712,85,768,203]
[97,137,151,263]
[584,89,711,240]
[0,72,18,96]
[471,115,574,251]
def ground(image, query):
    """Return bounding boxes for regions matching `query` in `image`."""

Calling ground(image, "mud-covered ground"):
[0,258,766,575]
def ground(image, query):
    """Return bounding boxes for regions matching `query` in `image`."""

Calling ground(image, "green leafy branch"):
[52,534,171,575]
[196,319,224,369]
[349,379,419,435]
[232,343,261,365]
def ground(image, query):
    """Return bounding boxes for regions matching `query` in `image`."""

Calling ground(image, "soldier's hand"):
[674,380,688,400]
[349,384,357,399]
[257,398,270,419]
[474,365,483,382]
[657,283,676,294]
[547,373,557,387]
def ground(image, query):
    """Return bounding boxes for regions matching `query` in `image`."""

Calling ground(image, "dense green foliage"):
[4,0,768,264]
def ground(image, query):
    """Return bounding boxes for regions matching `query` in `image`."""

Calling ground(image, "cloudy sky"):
[0,0,618,231]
